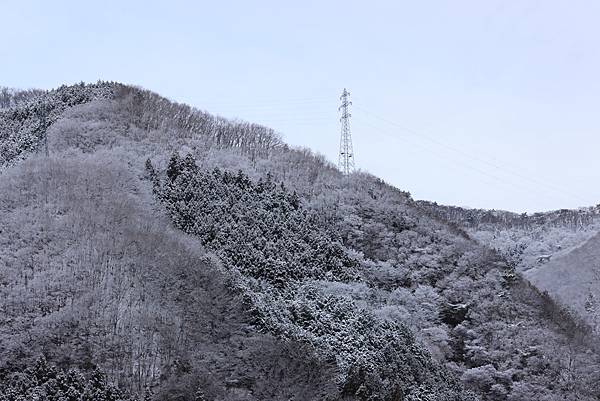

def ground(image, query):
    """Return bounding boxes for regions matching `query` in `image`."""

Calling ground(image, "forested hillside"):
[418,201,600,330]
[0,82,121,167]
[1,82,599,400]
[417,201,600,273]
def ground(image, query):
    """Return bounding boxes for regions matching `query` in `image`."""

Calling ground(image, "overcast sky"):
[2,0,599,212]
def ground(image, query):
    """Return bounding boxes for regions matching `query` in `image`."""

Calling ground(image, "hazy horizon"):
[3,0,599,213]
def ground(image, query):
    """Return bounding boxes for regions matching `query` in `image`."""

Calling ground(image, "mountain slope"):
[418,201,600,330]
[1,82,599,400]
[0,151,338,400]
[528,232,600,332]
[0,82,117,167]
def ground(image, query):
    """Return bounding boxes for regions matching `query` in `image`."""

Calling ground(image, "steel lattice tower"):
[338,88,355,175]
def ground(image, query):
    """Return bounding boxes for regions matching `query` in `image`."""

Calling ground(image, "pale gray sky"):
[2,0,599,212]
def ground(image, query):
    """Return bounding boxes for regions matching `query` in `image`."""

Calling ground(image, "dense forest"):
[1,82,599,400]
[0,87,46,110]
[418,201,600,331]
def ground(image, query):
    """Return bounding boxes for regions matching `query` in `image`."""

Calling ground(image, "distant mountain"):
[1,82,599,401]
[528,232,600,332]
[419,200,600,330]
[418,201,600,271]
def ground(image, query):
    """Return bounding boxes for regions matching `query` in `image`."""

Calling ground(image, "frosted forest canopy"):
[0,82,599,401]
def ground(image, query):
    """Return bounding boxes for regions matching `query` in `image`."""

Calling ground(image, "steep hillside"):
[418,201,600,330]
[528,232,600,332]
[0,151,338,400]
[1,82,599,401]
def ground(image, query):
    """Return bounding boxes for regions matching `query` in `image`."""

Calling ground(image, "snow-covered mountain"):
[1,82,599,401]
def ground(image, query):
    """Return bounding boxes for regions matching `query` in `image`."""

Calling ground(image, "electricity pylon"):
[338,88,355,175]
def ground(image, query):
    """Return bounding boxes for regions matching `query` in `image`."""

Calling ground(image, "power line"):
[191,93,586,206]
[352,104,588,204]
[199,96,333,108]
[352,116,552,199]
